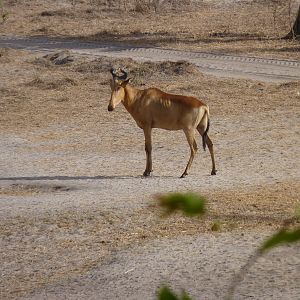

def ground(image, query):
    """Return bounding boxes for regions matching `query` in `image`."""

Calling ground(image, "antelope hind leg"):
[196,127,217,176]
[206,135,217,175]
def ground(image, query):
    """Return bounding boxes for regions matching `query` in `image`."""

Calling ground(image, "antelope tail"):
[202,110,210,151]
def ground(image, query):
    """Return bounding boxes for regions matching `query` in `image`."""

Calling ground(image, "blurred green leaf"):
[260,228,300,253]
[158,193,206,217]
[158,286,193,300]
[181,292,193,300]
[158,286,180,300]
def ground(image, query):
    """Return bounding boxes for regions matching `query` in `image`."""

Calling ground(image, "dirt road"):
[1,35,300,82]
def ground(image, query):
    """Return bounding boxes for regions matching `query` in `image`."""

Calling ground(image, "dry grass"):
[1,180,299,299]
[1,49,299,133]
[75,57,199,78]
[0,0,299,59]
[25,76,77,90]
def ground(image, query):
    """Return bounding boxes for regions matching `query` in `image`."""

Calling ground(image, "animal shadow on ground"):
[0,174,174,181]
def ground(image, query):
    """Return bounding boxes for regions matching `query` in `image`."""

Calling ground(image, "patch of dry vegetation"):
[75,57,198,77]
[1,48,300,134]
[0,0,299,59]
[1,181,299,299]
[25,76,77,90]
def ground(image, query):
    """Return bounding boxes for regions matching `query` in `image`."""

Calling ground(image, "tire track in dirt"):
[1,35,300,82]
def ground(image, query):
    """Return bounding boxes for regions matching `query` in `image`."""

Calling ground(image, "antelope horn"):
[110,68,117,78]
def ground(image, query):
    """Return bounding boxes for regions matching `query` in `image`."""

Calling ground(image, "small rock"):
[44,51,74,65]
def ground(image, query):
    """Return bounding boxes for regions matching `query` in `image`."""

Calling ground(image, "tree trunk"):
[285,4,300,39]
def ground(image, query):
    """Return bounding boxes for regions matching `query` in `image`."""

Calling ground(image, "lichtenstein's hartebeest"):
[108,68,216,178]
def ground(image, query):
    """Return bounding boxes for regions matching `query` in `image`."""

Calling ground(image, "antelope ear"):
[110,68,116,78]
[121,78,131,87]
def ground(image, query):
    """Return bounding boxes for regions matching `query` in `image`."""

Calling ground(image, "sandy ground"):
[21,234,300,300]
[0,35,300,300]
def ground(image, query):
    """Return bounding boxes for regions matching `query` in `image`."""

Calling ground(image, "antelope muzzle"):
[108,105,114,112]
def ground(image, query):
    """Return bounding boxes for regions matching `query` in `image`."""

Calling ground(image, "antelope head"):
[108,68,130,111]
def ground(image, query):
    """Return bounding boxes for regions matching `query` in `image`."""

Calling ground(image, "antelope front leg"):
[143,127,152,177]
[181,129,197,178]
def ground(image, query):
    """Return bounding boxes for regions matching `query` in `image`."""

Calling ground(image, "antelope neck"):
[122,85,141,109]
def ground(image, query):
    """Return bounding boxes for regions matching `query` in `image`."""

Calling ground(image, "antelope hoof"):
[180,173,187,178]
[143,171,152,177]
[211,170,217,175]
